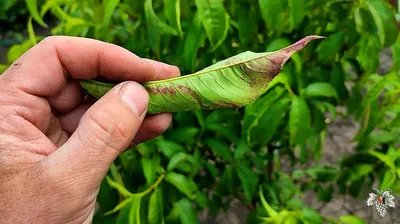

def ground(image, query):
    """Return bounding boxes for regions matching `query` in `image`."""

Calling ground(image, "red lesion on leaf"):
[146,86,159,94]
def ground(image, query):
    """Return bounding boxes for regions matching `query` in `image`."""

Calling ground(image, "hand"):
[0,36,180,223]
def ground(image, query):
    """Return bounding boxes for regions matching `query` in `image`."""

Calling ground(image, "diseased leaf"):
[80,36,323,114]
[195,0,230,51]
[289,96,311,146]
[365,0,399,47]
[164,0,183,37]
[25,0,48,27]
[103,0,120,27]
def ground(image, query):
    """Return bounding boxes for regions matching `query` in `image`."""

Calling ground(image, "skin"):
[0,36,180,223]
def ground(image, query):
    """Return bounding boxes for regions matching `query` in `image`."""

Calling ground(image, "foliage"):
[1,0,400,223]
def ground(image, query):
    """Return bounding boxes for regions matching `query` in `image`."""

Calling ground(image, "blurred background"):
[1,0,400,223]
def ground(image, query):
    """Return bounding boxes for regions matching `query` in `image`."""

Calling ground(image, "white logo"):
[367,188,395,217]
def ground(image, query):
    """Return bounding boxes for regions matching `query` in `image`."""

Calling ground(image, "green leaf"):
[165,172,198,199]
[316,32,344,63]
[7,40,34,64]
[306,166,337,182]
[144,0,178,36]
[217,166,235,195]
[203,138,232,162]
[249,97,291,145]
[259,187,278,217]
[237,164,259,202]
[177,198,198,224]
[129,196,142,224]
[234,139,250,160]
[289,96,311,146]
[349,164,373,181]
[356,35,380,73]
[354,6,375,34]
[392,36,400,71]
[167,152,193,172]
[358,73,397,118]
[141,155,160,183]
[237,2,257,45]
[103,0,120,27]
[339,215,366,224]
[330,63,348,101]
[27,17,37,46]
[303,82,338,99]
[300,208,323,224]
[105,197,132,216]
[80,36,323,114]
[164,0,183,37]
[147,187,164,224]
[288,0,306,30]
[183,12,207,71]
[317,184,333,202]
[25,0,48,27]
[195,0,230,51]
[258,0,285,32]
[156,139,185,158]
[203,161,219,179]
[243,86,286,143]
[365,150,396,170]
[380,170,397,190]
[365,0,399,47]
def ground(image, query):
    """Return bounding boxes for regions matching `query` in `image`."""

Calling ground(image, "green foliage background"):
[1,0,400,223]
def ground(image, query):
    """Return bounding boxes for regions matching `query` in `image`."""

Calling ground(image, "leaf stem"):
[138,173,165,197]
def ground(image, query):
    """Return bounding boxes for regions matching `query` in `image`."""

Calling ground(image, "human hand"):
[0,36,180,223]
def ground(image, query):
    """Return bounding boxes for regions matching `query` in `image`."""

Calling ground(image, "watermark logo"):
[367,188,395,217]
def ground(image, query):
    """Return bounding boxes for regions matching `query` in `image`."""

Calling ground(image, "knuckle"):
[85,110,131,147]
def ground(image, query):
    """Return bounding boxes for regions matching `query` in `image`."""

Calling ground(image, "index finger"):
[2,36,180,96]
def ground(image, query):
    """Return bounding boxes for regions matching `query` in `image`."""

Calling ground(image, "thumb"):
[43,81,149,187]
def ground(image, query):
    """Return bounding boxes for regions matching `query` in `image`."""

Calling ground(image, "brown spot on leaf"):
[145,86,159,94]
[160,86,176,95]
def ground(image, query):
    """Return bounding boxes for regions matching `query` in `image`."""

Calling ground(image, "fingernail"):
[118,82,149,117]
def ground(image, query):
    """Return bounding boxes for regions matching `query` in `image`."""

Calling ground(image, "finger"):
[45,114,70,147]
[47,79,84,113]
[42,81,149,187]
[131,113,172,146]
[2,36,181,97]
[58,105,172,144]
[58,104,92,134]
